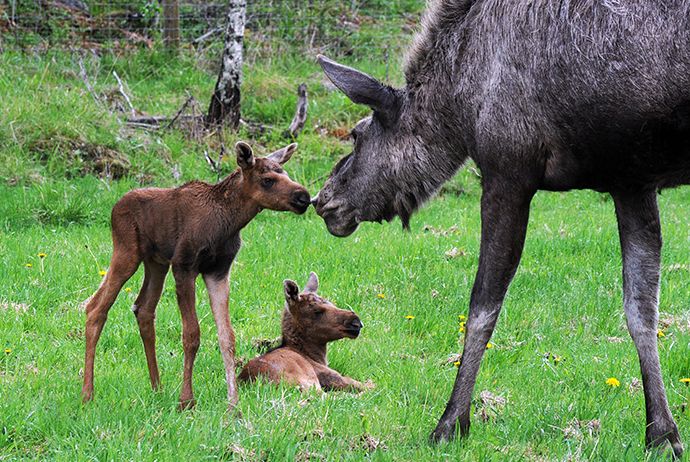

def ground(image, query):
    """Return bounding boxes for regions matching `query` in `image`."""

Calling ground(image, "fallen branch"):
[165,94,197,129]
[283,83,308,139]
[113,71,136,117]
[126,114,202,126]
[193,27,223,45]
[78,56,100,105]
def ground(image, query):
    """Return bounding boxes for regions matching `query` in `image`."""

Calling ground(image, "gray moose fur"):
[314,0,689,457]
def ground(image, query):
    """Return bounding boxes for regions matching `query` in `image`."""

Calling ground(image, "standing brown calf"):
[81,141,310,411]
[239,272,372,392]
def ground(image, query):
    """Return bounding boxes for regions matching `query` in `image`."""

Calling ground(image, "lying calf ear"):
[304,272,319,293]
[284,280,300,303]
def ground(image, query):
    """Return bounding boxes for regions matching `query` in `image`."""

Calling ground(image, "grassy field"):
[1,41,690,462]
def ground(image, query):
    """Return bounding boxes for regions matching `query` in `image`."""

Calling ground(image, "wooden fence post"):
[162,0,180,50]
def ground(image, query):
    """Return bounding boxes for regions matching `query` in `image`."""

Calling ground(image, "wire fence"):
[0,0,422,58]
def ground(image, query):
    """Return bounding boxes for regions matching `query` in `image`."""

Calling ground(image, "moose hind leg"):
[133,259,168,391]
[613,191,683,458]
[82,248,141,402]
[430,182,534,442]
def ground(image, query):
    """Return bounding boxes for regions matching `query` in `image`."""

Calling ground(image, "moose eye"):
[261,178,275,189]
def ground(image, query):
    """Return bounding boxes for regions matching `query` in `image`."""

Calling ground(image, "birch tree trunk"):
[206,0,246,129]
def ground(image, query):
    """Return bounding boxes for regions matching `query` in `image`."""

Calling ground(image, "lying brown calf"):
[239,272,372,392]
[81,141,310,411]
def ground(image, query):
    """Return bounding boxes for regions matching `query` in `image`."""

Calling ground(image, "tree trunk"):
[206,0,246,130]
[161,0,180,50]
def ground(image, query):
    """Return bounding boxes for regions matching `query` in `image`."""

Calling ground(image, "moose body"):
[239,272,371,392]
[314,0,689,456]
[81,142,310,411]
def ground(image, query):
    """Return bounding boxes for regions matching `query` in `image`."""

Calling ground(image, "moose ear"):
[317,54,400,126]
[284,280,300,303]
[267,143,297,165]
[304,272,319,293]
[235,141,255,169]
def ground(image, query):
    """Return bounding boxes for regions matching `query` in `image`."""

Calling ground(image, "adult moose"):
[313,0,689,456]
[81,141,310,412]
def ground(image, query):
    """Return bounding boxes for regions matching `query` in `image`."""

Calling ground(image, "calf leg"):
[133,260,168,391]
[612,190,683,458]
[173,268,200,410]
[316,366,372,392]
[82,249,141,402]
[431,182,534,442]
[203,274,239,411]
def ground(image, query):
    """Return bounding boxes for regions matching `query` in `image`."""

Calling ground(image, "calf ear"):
[284,280,300,303]
[267,143,297,165]
[317,55,400,126]
[235,141,255,169]
[304,272,319,293]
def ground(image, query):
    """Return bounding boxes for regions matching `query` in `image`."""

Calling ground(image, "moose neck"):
[280,309,328,365]
[211,170,263,233]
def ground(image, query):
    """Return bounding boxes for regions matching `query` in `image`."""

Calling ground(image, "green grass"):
[2,175,689,461]
[1,43,690,460]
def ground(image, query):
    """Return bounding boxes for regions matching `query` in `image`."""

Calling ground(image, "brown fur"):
[239,273,372,392]
[81,142,310,411]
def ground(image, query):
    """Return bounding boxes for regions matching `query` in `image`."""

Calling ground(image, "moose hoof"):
[429,421,457,444]
[647,425,683,459]
[178,398,196,411]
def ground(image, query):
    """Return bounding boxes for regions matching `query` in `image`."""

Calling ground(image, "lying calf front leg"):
[317,367,373,392]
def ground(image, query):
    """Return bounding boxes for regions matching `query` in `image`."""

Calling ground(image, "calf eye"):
[261,178,275,189]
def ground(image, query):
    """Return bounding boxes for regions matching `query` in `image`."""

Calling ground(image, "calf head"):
[236,141,310,214]
[283,272,362,343]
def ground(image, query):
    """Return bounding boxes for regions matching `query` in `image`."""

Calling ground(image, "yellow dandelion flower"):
[376,293,385,299]
[657,329,665,338]
[25,263,32,268]
[4,348,11,354]
[680,378,690,384]
[405,315,415,320]
[553,355,562,364]
[453,361,461,367]
[606,377,621,387]
[486,342,494,349]
[124,287,132,293]
[459,325,465,333]
[99,270,107,277]
[458,315,467,321]
[38,253,47,258]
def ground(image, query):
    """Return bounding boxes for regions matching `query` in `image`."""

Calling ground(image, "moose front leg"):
[203,273,239,411]
[431,181,534,442]
[173,268,200,410]
[612,191,683,458]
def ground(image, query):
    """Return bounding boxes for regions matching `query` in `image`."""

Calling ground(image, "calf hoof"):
[647,425,683,459]
[81,388,93,403]
[178,398,196,411]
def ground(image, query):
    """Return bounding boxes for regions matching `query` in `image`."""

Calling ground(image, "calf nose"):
[348,317,363,330]
[291,191,311,211]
